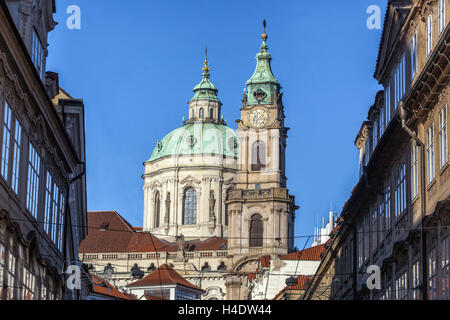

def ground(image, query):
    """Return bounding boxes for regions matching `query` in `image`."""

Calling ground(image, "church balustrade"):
[102,254,118,260]
[249,247,263,254]
[128,253,143,260]
[228,188,291,201]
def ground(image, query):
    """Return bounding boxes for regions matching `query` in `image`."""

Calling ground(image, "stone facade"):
[304,0,450,300]
[0,1,87,300]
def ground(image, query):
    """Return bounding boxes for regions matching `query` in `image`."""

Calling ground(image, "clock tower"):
[226,23,297,258]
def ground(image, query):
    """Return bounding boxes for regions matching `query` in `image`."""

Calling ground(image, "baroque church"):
[79,25,298,300]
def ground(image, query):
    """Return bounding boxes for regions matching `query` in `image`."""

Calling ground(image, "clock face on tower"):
[249,108,268,128]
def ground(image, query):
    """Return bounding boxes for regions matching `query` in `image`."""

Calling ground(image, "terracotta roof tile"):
[79,211,135,253]
[90,274,137,300]
[279,244,326,261]
[144,294,165,300]
[259,255,271,268]
[184,237,227,251]
[79,211,226,254]
[272,275,312,300]
[126,264,205,293]
[126,232,176,253]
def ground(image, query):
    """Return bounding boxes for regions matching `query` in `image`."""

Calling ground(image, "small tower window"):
[251,141,266,171]
[183,188,197,225]
[209,108,214,119]
[199,108,204,119]
[249,214,263,247]
[154,192,160,228]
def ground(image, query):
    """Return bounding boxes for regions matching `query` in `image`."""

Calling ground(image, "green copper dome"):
[148,123,238,162]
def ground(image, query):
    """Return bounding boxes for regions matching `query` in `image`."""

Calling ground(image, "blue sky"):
[47,0,387,249]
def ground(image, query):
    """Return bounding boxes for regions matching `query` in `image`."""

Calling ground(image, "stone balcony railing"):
[227,188,291,201]
[82,250,228,262]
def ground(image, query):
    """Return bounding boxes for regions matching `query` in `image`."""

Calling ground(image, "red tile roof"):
[278,244,326,261]
[272,275,312,300]
[273,275,312,300]
[126,232,176,253]
[259,255,271,268]
[126,264,205,293]
[79,211,226,254]
[90,274,137,300]
[144,294,165,300]
[185,237,227,251]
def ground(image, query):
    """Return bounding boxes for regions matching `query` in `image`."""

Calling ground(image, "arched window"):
[249,214,263,247]
[209,108,214,119]
[154,192,160,228]
[183,188,197,225]
[251,141,266,171]
[199,108,204,119]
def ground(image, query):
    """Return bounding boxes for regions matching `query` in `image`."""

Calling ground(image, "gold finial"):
[202,46,210,72]
[261,19,268,41]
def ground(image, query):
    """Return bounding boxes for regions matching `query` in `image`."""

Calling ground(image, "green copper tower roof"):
[190,49,220,102]
[148,123,237,162]
[245,21,281,105]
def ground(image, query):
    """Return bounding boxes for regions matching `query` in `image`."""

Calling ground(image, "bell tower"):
[227,21,297,257]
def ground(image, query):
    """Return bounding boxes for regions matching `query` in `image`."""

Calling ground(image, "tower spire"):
[262,19,268,42]
[188,48,222,124]
[245,20,280,106]
[202,46,210,73]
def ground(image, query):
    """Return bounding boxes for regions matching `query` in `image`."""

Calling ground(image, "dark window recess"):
[249,214,263,247]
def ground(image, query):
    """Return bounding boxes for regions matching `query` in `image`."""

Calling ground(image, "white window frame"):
[411,144,419,199]
[385,84,391,127]
[395,272,408,300]
[394,54,406,108]
[44,172,53,235]
[378,198,384,246]
[439,105,448,168]
[385,185,391,232]
[411,32,418,80]
[26,143,41,218]
[373,118,379,149]
[51,183,59,243]
[411,261,421,300]
[364,138,370,166]
[6,250,16,300]
[394,161,407,218]
[371,206,378,253]
[11,119,22,194]
[439,0,446,34]
[1,101,12,182]
[32,29,44,79]
[22,266,35,300]
[428,248,438,300]
[57,192,65,251]
[427,124,436,184]
[357,225,363,269]
[426,14,433,56]
[441,236,449,299]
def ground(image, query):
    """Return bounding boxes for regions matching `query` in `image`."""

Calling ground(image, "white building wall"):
[250,259,321,300]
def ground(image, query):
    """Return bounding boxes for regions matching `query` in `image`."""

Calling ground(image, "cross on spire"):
[202,46,210,73]
[262,19,268,41]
